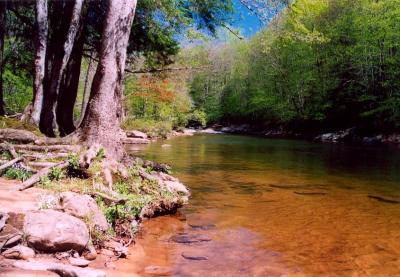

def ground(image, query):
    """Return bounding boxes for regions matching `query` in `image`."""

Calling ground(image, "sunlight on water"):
[118,134,400,276]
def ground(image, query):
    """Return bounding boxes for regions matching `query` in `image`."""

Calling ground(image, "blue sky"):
[231,0,264,38]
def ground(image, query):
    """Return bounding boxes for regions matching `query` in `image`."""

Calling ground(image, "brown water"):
[121,134,400,276]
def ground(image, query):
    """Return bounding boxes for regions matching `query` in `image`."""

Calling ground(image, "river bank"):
[198,124,400,147]
[0,124,190,276]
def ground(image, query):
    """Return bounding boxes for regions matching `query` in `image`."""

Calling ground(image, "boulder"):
[2,245,35,260]
[24,210,89,252]
[57,192,109,231]
[0,224,22,250]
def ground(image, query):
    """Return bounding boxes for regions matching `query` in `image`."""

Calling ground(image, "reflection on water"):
[119,134,400,276]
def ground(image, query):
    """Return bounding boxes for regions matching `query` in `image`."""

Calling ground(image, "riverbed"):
[120,134,400,276]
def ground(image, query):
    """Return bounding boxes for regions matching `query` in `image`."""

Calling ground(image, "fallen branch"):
[0,157,23,174]
[17,161,69,191]
[20,151,69,160]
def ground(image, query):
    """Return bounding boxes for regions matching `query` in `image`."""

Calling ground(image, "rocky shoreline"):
[197,124,400,147]
[0,128,190,277]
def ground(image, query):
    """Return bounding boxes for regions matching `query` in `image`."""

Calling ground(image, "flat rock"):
[2,245,35,260]
[188,223,216,230]
[58,192,109,231]
[24,210,89,252]
[170,234,211,244]
[126,130,148,139]
[68,257,90,267]
[12,260,106,277]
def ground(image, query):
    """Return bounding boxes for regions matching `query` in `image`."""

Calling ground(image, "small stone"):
[2,245,35,260]
[68,257,90,267]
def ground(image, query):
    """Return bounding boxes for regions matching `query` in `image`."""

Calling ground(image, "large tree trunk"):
[29,0,48,125]
[56,16,85,137]
[76,0,137,160]
[39,0,83,137]
[0,0,6,116]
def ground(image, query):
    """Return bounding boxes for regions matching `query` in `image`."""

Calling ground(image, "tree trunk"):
[30,0,48,125]
[76,0,137,160]
[39,0,83,137]
[56,17,85,137]
[78,54,94,126]
[0,1,6,116]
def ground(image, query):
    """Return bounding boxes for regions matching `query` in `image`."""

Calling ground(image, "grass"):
[0,117,41,136]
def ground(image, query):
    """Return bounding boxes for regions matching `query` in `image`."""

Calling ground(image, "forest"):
[189,0,400,135]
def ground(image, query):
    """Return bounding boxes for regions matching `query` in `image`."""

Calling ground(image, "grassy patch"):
[122,118,172,138]
[0,117,41,135]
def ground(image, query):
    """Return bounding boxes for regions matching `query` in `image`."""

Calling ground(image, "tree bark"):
[0,1,7,116]
[56,16,85,137]
[29,0,48,125]
[40,0,83,137]
[76,0,138,160]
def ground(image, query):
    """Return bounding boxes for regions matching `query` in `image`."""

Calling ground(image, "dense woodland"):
[188,0,400,135]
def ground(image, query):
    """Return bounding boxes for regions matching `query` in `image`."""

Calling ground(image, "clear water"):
[119,134,400,276]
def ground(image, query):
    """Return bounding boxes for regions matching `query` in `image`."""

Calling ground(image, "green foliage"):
[67,153,80,170]
[96,148,106,160]
[49,167,65,181]
[122,118,173,139]
[188,0,400,134]
[4,167,32,181]
[38,176,53,190]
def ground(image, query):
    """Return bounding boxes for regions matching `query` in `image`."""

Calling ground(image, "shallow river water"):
[120,134,400,276]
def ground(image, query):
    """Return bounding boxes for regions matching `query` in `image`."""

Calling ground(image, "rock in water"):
[2,245,35,260]
[126,130,148,139]
[181,252,208,261]
[58,192,109,232]
[170,234,211,244]
[24,210,89,252]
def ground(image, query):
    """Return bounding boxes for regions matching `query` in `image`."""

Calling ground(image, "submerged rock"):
[145,265,172,275]
[2,245,35,260]
[181,252,208,261]
[294,191,327,196]
[57,192,109,231]
[368,195,400,204]
[24,210,89,252]
[188,223,216,230]
[170,234,211,244]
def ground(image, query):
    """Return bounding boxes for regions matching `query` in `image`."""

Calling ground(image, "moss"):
[0,117,41,136]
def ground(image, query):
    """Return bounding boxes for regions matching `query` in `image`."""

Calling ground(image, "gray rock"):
[2,245,35,260]
[24,210,89,252]
[170,234,211,244]
[126,130,148,139]
[58,192,109,231]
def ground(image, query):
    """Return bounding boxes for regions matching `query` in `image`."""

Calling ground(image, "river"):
[119,134,400,276]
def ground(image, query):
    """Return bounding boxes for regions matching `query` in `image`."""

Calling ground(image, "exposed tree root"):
[0,157,23,174]
[0,143,80,152]
[17,161,69,191]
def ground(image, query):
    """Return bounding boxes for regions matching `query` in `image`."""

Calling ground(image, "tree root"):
[0,157,23,174]
[0,143,80,152]
[16,161,69,191]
